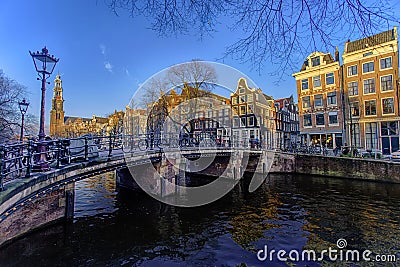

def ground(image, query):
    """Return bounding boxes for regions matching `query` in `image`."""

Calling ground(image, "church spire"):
[50,74,65,137]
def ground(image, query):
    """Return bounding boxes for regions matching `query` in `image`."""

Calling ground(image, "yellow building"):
[49,75,65,137]
[293,50,343,149]
[124,106,147,136]
[343,27,399,154]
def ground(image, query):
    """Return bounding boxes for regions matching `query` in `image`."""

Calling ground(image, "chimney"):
[335,46,339,62]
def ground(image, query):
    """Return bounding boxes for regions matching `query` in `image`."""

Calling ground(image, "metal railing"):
[0,133,265,191]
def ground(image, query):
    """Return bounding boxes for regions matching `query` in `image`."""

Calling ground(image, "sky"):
[0,0,399,124]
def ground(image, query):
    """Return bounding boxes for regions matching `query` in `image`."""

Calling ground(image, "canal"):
[0,172,399,266]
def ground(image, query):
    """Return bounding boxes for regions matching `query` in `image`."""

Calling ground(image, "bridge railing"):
[0,133,266,191]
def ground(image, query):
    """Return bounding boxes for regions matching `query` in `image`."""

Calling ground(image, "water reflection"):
[0,173,399,266]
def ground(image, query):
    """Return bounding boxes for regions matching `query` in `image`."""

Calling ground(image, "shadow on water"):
[0,172,400,266]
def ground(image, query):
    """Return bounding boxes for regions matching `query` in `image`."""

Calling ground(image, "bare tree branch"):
[0,70,38,143]
[107,0,399,77]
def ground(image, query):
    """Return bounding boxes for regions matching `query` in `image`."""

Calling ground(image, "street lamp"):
[18,99,29,142]
[29,47,59,171]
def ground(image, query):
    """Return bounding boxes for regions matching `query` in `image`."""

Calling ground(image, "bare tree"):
[132,61,218,140]
[167,60,217,97]
[167,60,218,141]
[107,0,399,74]
[0,70,38,143]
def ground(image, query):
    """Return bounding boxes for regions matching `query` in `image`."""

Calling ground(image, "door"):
[391,136,399,153]
[382,137,390,155]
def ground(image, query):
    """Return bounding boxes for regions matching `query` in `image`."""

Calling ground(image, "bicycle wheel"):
[138,139,147,151]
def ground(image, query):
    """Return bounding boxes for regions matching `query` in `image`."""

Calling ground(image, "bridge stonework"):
[1,151,400,246]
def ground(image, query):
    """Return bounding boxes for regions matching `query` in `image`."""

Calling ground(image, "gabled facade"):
[230,78,275,148]
[293,50,344,149]
[274,95,300,149]
[343,27,399,154]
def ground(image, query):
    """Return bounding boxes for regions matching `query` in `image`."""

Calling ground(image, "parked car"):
[359,149,382,159]
[389,150,400,161]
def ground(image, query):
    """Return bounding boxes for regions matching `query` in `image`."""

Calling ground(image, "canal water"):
[0,172,399,266]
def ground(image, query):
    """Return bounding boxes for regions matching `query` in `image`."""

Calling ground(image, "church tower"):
[50,74,65,137]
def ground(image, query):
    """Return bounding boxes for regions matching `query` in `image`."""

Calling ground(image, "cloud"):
[99,44,106,55]
[124,67,130,76]
[104,61,113,73]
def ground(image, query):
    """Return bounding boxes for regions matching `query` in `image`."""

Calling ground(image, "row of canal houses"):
[125,27,399,154]
[294,27,399,154]
[125,77,300,150]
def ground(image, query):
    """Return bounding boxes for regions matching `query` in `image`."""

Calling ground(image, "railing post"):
[108,134,112,158]
[18,144,23,176]
[84,137,89,161]
[56,140,61,168]
[0,145,5,191]
[25,140,32,178]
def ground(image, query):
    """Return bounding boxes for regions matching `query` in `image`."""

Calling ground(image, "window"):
[314,94,323,107]
[248,104,254,114]
[250,130,255,137]
[365,100,377,116]
[328,112,338,125]
[195,120,201,129]
[381,75,393,91]
[380,57,392,69]
[247,94,253,102]
[232,97,238,105]
[248,116,254,126]
[381,121,397,136]
[233,106,238,115]
[316,113,325,126]
[240,106,246,115]
[239,87,245,94]
[365,122,378,149]
[382,98,394,114]
[313,76,321,88]
[350,101,360,117]
[301,79,309,90]
[302,96,311,109]
[347,65,357,76]
[350,123,360,148]
[327,92,337,105]
[326,73,334,85]
[233,117,239,127]
[362,62,374,73]
[311,56,320,67]
[240,117,246,127]
[240,95,247,103]
[363,78,375,94]
[304,114,312,126]
[348,81,358,96]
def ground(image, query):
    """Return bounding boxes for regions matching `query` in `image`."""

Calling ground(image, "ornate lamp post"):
[18,99,29,142]
[29,47,59,171]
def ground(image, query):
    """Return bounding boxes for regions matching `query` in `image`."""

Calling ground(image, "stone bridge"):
[0,147,288,246]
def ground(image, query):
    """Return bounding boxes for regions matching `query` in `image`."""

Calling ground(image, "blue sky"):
[0,0,399,123]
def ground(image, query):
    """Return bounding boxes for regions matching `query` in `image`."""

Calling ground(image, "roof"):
[300,52,335,71]
[64,116,107,124]
[274,95,294,109]
[345,29,396,53]
[263,93,273,101]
